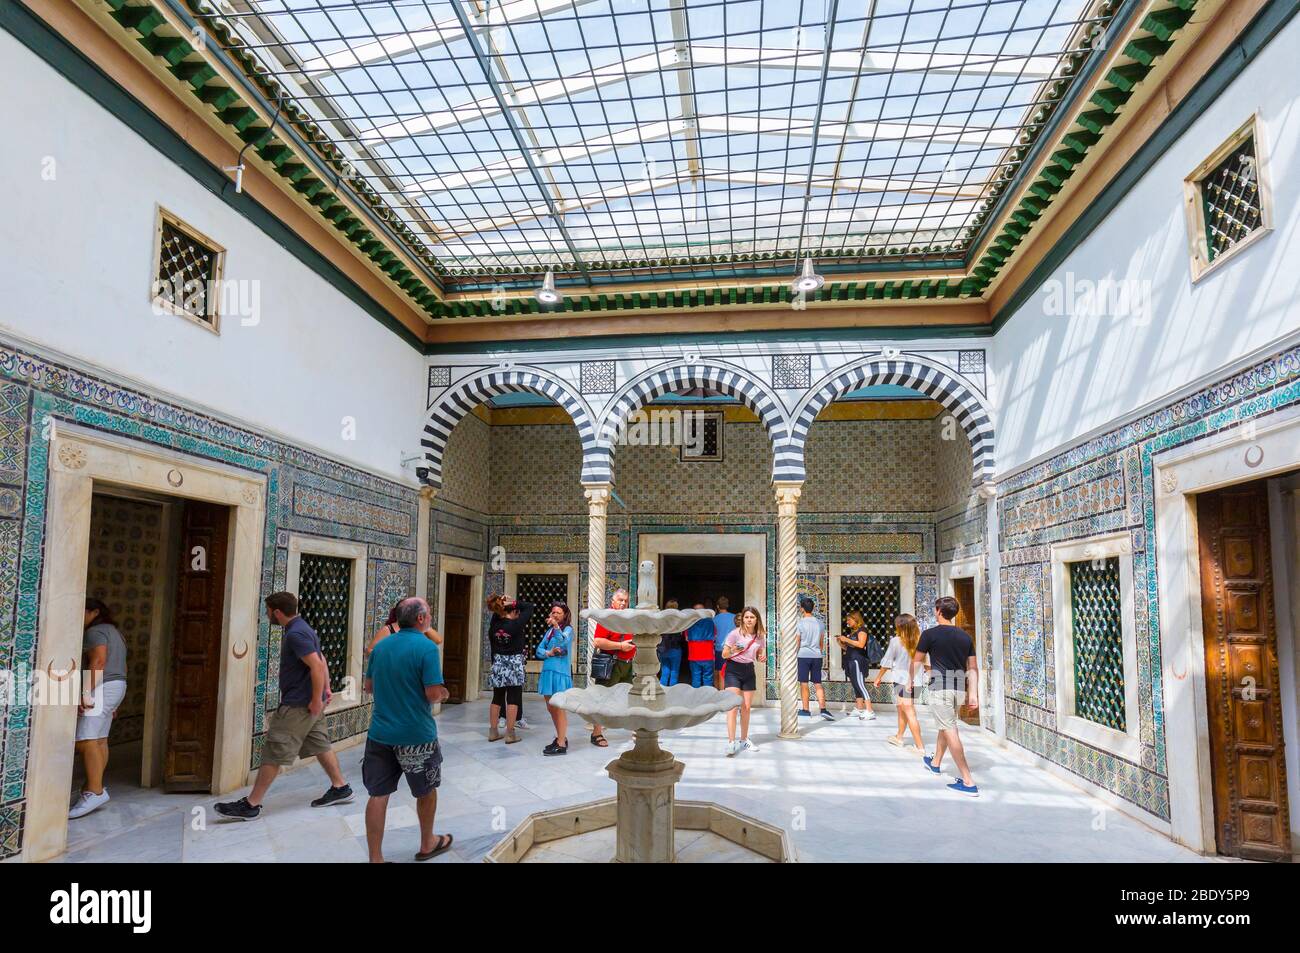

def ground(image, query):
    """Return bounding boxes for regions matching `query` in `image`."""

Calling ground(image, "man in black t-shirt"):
[909,596,979,797]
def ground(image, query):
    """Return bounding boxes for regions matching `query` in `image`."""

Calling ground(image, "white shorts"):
[76,680,127,741]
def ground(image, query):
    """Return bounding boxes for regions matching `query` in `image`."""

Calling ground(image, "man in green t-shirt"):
[363,597,452,862]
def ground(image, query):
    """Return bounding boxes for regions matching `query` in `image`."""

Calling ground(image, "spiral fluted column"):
[774,481,803,739]
[584,484,612,685]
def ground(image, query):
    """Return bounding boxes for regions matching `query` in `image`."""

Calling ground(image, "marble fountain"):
[485,562,792,863]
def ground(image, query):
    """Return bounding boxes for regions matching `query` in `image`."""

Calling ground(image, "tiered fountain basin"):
[484,571,794,863]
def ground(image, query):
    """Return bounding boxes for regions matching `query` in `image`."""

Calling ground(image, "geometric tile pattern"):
[772,354,811,390]
[579,361,616,395]
[1069,557,1125,732]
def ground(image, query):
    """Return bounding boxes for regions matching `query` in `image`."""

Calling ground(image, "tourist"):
[723,606,767,755]
[657,598,684,687]
[536,602,574,755]
[590,588,634,748]
[911,596,979,797]
[367,601,442,660]
[835,611,878,722]
[712,596,734,689]
[685,603,716,688]
[68,598,129,819]
[486,594,532,744]
[874,613,926,752]
[362,597,452,863]
[795,597,834,721]
[215,592,352,820]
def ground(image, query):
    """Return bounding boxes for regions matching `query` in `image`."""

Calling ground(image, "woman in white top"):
[874,613,927,752]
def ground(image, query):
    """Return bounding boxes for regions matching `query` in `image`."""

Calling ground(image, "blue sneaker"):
[947,779,979,798]
[923,755,942,775]
[798,709,811,717]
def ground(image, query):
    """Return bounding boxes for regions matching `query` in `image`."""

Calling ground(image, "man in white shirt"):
[796,598,834,721]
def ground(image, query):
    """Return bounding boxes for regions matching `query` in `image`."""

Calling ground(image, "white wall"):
[0,29,426,483]
[991,12,1300,477]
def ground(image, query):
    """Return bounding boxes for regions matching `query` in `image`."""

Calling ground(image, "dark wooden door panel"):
[442,573,471,703]
[1197,481,1290,862]
[164,501,229,791]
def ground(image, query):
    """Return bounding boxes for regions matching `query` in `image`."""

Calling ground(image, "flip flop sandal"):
[590,733,608,747]
[415,834,454,862]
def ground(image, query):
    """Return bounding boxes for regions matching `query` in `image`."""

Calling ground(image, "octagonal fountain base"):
[483,796,793,863]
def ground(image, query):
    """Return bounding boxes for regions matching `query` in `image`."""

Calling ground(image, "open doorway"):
[661,554,745,684]
[661,554,744,613]
[72,491,231,816]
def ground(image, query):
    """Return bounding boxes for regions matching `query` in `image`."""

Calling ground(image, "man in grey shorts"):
[910,596,980,797]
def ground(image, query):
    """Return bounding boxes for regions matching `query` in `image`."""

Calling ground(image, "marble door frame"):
[1154,403,1300,855]
[24,426,265,862]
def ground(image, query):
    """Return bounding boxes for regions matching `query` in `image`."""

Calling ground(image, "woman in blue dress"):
[536,602,574,756]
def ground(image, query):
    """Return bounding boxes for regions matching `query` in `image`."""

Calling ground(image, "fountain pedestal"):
[607,730,684,863]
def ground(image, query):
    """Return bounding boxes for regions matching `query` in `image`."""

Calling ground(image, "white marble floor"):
[48,698,1215,863]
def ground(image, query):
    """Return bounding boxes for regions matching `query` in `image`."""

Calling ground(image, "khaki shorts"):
[929,688,966,732]
[263,705,332,766]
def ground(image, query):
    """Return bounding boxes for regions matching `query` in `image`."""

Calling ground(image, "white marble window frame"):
[1049,532,1141,762]
[286,534,368,715]
[505,562,580,675]
[827,563,916,681]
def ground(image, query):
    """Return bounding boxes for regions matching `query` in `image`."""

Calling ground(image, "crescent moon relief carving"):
[232,640,250,660]
[1244,445,1264,468]
[48,658,78,681]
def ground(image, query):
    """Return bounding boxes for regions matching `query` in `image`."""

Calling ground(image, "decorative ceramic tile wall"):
[997,343,1300,820]
[0,339,420,859]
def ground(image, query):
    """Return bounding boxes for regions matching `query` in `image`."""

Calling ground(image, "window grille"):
[297,553,353,694]
[1068,557,1125,732]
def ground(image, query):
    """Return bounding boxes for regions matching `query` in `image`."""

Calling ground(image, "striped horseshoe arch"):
[792,358,995,484]
[599,363,801,482]
[421,370,608,487]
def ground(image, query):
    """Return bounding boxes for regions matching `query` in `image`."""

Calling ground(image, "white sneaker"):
[515,718,531,730]
[741,739,759,753]
[860,710,877,721]
[725,740,740,757]
[68,789,110,819]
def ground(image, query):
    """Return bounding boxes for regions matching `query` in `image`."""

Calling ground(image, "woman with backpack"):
[485,594,533,744]
[722,606,767,756]
[835,610,878,722]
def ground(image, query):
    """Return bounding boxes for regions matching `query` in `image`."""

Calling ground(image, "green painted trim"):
[991,0,1300,331]
[2,0,425,351]
[423,323,994,356]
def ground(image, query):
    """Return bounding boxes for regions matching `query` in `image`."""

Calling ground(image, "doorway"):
[661,554,744,613]
[79,492,230,798]
[442,573,472,702]
[638,534,769,703]
[26,430,263,863]
[951,577,980,726]
[1196,479,1291,861]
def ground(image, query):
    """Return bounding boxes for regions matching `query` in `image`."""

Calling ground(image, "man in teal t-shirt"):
[362,597,451,863]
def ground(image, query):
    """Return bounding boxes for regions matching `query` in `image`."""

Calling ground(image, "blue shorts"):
[797,657,823,684]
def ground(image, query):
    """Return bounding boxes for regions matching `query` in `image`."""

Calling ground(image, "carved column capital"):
[584,483,613,513]
[419,485,438,503]
[773,480,803,515]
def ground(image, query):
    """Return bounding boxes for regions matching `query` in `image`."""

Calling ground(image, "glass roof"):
[215,0,1098,278]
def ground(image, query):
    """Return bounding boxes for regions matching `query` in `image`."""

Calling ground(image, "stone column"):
[416,485,436,597]
[584,483,612,684]
[774,481,803,739]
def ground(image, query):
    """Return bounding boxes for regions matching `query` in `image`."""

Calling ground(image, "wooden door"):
[442,573,471,703]
[164,501,229,791]
[1197,481,1291,861]
[952,577,980,725]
